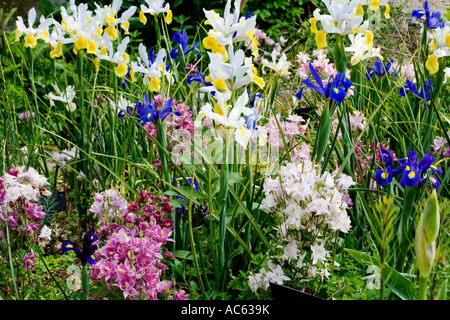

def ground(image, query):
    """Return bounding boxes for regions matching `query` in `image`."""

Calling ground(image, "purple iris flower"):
[187,70,212,86]
[399,79,434,107]
[295,63,352,105]
[170,29,199,59]
[138,94,182,125]
[411,0,445,29]
[375,148,405,185]
[366,58,396,79]
[398,150,441,188]
[61,228,98,265]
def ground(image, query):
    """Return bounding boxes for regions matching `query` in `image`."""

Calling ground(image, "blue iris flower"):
[139,94,182,125]
[248,92,264,108]
[399,79,434,108]
[411,0,445,29]
[187,70,212,86]
[170,30,199,60]
[245,93,264,131]
[118,98,145,119]
[366,58,397,79]
[295,63,352,105]
[375,148,405,186]
[61,228,98,265]
[398,150,441,188]
[376,148,442,188]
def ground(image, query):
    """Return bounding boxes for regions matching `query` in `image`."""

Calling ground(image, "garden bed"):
[0,0,449,303]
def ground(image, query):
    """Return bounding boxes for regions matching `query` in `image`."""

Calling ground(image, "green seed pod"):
[415,218,436,278]
[422,189,440,244]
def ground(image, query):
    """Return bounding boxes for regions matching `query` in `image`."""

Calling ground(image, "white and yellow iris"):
[426,25,450,74]
[261,50,292,77]
[194,91,254,149]
[139,0,172,25]
[130,43,167,92]
[15,7,53,48]
[48,84,77,112]
[96,36,131,78]
[345,30,382,65]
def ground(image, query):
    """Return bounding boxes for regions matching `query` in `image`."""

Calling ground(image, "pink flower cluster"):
[266,114,307,148]
[18,111,36,121]
[295,49,336,80]
[391,61,416,82]
[431,134,450,158]
[90,190,188,300]
[0,166,50,270]
[265,114,310,162]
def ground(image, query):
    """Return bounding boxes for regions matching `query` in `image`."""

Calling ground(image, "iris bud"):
[422,189,440,244]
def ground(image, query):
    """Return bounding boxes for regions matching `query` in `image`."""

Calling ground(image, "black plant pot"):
[42,191,67,213]
[54,191,67,212]
[269,282,324,301]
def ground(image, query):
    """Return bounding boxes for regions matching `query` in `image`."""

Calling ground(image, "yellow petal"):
[203,36,218,52]
[107,15,116,25]
[356,3,364,16]
[253,75,265,89]
[310,18,319,34]
[24,34,37,48]
[315,30,327,50]
[87,40,98,54]
[15,28,22,42]
[369,0,380,11]
[50,42,63,59]
[148,77,160,92]
[445,34,450,48]
[105,26,118,41]
[75,36,87,50]
[96,26,103,38]
[129,69,136,82]
[139,11,147,25]
[62,20,71,33]
[212,79,228,91]
[165,10,173,24]
[217,45,229,62]
[425,55,439,74]
[364,30,374,46]
[384,4,391,19]
[115,62,128,78]
[214,103,224,116]
[122,53,130,65]
[121,20,130,34]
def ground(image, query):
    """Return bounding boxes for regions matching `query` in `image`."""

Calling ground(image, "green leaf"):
[228,172,246,185]
[40,0,54,16]
[436,279,447,300]
[168,199,184,208]
[172,250,194,260]
[345,249,415,300]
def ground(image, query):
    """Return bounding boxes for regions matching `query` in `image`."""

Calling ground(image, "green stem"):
[82,262,89,300]
[5,224,20,299]
[187,176,205,295]
[216,131,230,291]
[334,34,347,74]
[418,275,428,300]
